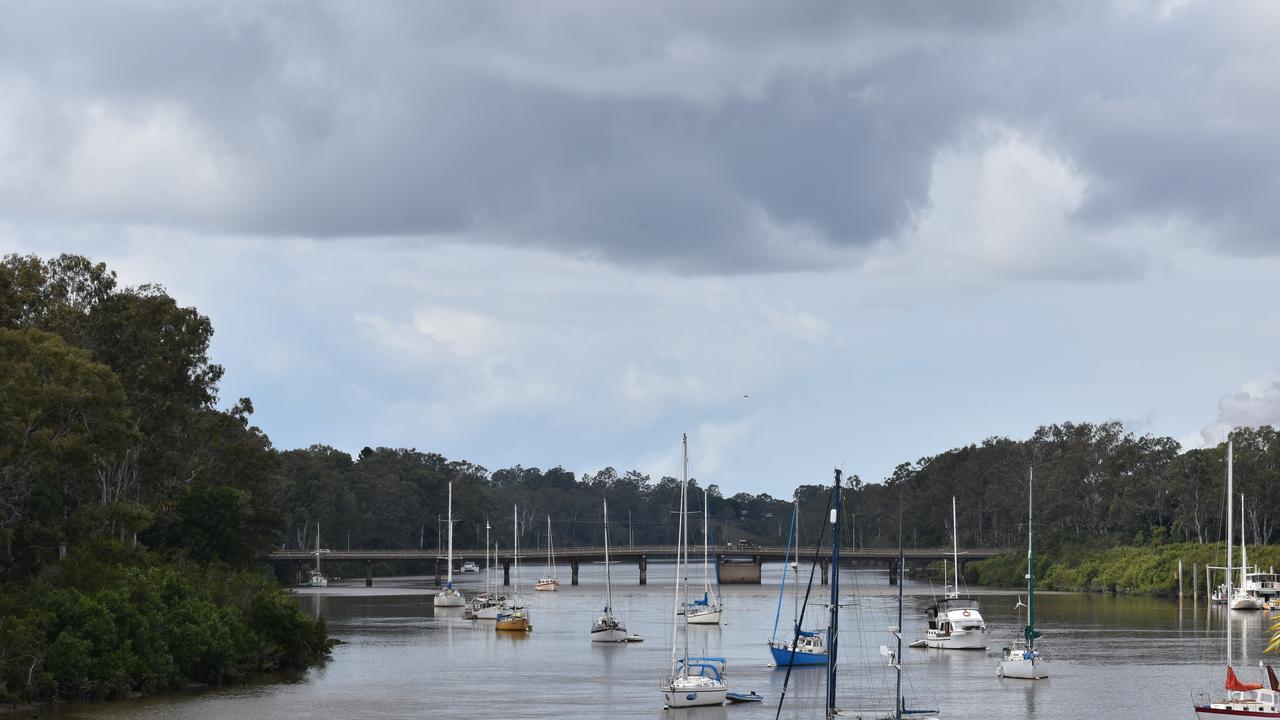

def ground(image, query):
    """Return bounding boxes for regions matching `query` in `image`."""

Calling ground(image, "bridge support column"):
[365,560,373,587]
[571,558,580,585]
[820,558,829,586]
[889,559,898,585]
[503,559,511,586]
[639,554,647,585]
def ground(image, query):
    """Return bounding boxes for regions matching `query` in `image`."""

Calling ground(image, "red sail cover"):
[1268,664,1280,692]
[1226,666,1264,692]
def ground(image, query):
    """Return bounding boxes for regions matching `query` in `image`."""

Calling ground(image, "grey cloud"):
[0,0,1274,273]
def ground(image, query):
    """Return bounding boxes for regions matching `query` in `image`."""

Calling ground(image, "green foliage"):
[0,541,330,703]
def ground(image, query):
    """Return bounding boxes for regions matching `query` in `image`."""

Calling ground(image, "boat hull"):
[924,628,988,650]
[997,655,1048,680]
[496,615,532,632]
[534,579,560,591]
[769,643,827,666]
[686,608,722,625]
[591,623,629,643]
[433,590,465,607]
[1233,596,1265,610]
[1195,707,1280,718]
[470,603,504,619]
[663,685,727,708]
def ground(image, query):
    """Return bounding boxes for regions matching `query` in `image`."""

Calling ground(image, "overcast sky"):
[3,1,1279,495]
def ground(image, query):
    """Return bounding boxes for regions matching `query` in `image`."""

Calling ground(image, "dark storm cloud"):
[0,1,1274,271]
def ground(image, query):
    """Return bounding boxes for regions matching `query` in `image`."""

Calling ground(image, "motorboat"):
[924,497,988,650]
[461,561,480,573]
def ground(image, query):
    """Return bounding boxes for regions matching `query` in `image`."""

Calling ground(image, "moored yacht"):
[433,482,465,607]
[996,467,1047,680]
[534,515,560,591]
[924,497,988,650]
[1194,666,1280,718]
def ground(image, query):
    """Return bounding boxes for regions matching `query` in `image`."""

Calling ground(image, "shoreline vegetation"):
[4,252,1278,704]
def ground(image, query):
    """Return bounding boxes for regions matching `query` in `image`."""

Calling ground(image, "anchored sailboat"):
[923,497,987,650]
[662,434,729,708]
[467,519,506,620]
[769,501,826,666]
[433,482,464,608]
[535,515,560,591]
[496,504,532,632]
[591,498,640,643]
[685,486,723,625]
[308,522,328,587]
[996,467,1047,679]
[1232,491,1263,610]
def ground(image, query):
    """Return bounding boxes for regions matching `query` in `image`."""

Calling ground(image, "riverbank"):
[0,541,331,705]
[967,540,1280,597]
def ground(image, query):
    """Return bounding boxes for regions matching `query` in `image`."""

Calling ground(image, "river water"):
[32,563,1277,719]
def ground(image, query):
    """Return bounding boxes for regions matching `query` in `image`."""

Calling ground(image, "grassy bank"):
[967,541,1280,597]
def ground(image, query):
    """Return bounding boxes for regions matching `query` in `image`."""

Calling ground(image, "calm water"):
[31,563,1278,719]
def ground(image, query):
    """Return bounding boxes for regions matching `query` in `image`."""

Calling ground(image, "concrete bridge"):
[268,545,1010,587]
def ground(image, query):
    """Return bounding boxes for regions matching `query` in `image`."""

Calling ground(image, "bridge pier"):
[820,558,829,586]
[889,559,898,585]
[503,559,511,586]
[434,557,442,585]
[571,558,580,585]
[639,554,647,585]
[719,555,762,584]
[365,560,373,587]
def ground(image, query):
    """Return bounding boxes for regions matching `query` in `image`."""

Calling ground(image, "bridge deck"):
[268,545,1010,563]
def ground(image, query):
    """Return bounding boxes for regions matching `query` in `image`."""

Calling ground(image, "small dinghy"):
[726,691,763,704]
[624,633,645,642]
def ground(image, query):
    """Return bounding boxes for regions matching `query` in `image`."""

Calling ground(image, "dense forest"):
[0,254,330,703]
[2,253,1274,705]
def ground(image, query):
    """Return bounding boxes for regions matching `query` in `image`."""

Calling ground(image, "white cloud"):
[1194,376,1280,447]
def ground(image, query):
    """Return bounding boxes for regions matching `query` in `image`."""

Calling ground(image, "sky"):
[2,1,1279,496]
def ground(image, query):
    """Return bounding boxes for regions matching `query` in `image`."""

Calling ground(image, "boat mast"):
[315,521,321,576]
[703,486,711,597]
[547,515,555,577]
[485,519,491,595]
[827,468,842,719]
[1227,440,1233,663]
[772,501,796,642]
[1241,493,1248,590]
[896,500,905,720]
[604,497,613,617]
[513,504,521,595]
[447,482,454,586]
[1026,467,1036,651]
[951,496,959,599]
[682,434,691,673]
[669,434,688,677]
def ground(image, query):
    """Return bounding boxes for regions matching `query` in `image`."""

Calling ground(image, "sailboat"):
[535,515,560,591]
[1232,492,1263,610]
[923,497,988,650]
[879,504,941,719]
[308,522,328,587]
[433,482,465,607]
[1195,440,1280,718]
[496,504,533,632]
[662,433,729,708]
[467,519,507,620]
[996,467,1047,679]
[769,500,827,666]
[591,498,640,642]
[685,486,723,625]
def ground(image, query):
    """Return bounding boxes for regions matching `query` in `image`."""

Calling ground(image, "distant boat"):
[1232,493,1263,610]
[433,482,465,608]
[662,434,728,708]
[534,515,560,592]
[923,497,988,650]
[591,498,639,642]
[496,504,532,632]
[769,500,826,666]
[996,467,1047,680]
[1194,440,1280,718]
[467,520,506,620]
[461,561,480,573]
[308,522,328,587]
[684,485,723,625]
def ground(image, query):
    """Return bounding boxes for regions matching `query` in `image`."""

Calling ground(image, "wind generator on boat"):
[996,467,1047,680]
[433,482,465,607]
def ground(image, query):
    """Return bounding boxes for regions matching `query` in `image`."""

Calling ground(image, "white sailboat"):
[591,498,639,642]
[1195,439,1280,718]
[433,482,465,607]
[308,522,328,587]
[467,519,507,620]
[662,433,728,708]
[996,467,1047,680]
[535,515,560,591]
[496,505,532,632]
[923,497,987,650]
[685,486,723,625]
[1232,491,1263,610]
